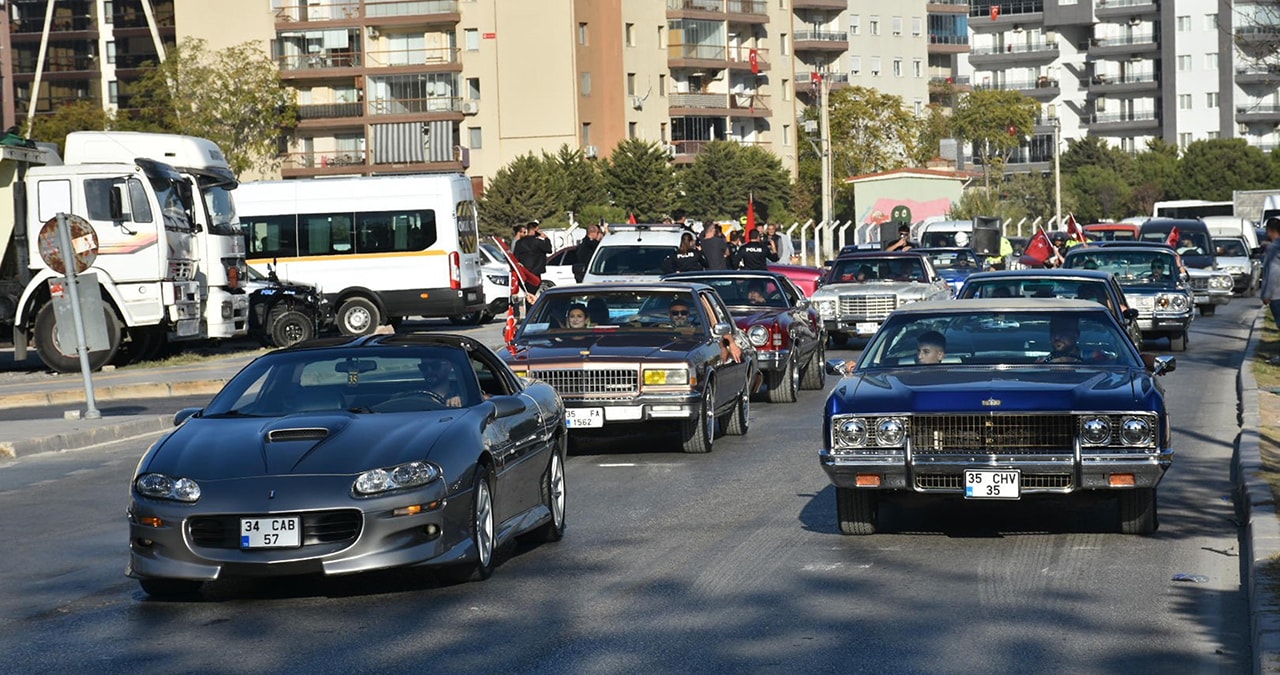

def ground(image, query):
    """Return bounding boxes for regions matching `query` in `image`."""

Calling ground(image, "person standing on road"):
[732,228,780,270]
[573,221,606,283]
[700,222,730,270]
[765,223,794,263]
[514,220,552,277]
[1261,219,1280,354]
[664,232,706,273]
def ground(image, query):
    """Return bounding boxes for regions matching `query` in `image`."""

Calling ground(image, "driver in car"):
[417,358,463,407]
[1038,317,1083,363]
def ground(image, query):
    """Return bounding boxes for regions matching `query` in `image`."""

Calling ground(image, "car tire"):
[139,578,203,599]
[439,468,497,583]
[1169,331,1187,352]
[680,381,715,454]
[724,385,749,436]
[800,341,826,390]
[522,439,567,544]
[828,332,847,349]
[336,297,379,336]
[767,359,798,403]
[34,302,121,373]
[268,307,315,348]
[1198,304,1215,317]
[836,487,878,535]
[1118,488,1157,535]
[448,310,493,326]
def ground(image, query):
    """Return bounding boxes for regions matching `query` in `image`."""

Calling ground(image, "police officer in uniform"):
[732,228,780,270]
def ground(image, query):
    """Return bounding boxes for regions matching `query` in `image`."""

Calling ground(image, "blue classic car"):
[821,299,1175,536]
[913,246,984,296]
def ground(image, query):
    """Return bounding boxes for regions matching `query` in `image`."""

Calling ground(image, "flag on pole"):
[627,212,637,224]
[745,193,756,238]
[1020,227,1054,267]
[1165,226,1180,248]
[1065,214,1087,244]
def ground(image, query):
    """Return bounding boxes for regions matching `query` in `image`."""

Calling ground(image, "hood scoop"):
[267,427,331,443]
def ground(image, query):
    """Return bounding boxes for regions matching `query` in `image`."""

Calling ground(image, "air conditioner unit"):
[366,26,379,39]
[631,96,644,110]
[1128,17,1141,26]
[664,144,677,158]
[461,101,479,115]
[583,145,599,159]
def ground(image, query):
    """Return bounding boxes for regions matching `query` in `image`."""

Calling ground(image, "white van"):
[581,223,688,283]
[917,220,973,248]
[236,174,485,335]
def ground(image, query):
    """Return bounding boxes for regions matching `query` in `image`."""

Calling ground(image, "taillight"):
[449,251,461,290]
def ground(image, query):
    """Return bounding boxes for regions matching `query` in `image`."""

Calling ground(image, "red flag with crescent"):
[1165,226,1180,247]
[1021,227,1054,266]
[1065,214,1086,244]
[749,48,759,75]
[628,212,637,224]
[745,194,756,238]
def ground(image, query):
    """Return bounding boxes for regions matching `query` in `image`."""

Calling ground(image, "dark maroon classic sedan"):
[663,270,826,403]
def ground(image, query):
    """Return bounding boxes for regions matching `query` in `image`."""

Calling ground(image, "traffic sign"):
[38,214,98,275]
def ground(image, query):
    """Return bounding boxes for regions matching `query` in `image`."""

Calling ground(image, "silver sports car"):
[126,334,566,598]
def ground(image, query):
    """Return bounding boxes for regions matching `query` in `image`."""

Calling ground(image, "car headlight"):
[643,367,689,385]
[834,417,868,448]
[815,299,837,317]
[135,473,202,503]
[1209,275,1233,290]
[1119,417,1153,446]
[1159,293,1189,311]
[354,461,441,496]
[486,273,508,286]
[1224,265,1246,275]
[747,325,770,347]
[876,417,907,446]
[1080,416,1112,445]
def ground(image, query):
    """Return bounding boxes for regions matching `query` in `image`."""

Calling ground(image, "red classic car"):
[768,262,824,297]
[663,269,826,403]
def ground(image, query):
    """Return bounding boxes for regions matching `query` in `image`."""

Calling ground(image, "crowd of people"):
[657,209,797,274]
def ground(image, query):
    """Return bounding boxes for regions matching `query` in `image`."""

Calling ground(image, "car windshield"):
[921,232,967,248]
[203,345,482,416]
[1140,230,1210,255]
[922,249,979,270]
[1065,250,1179,288]
[587,246,676,276]
[520,289,707,336]
[857,310,1138,369]
[1214,238,1248,257]
[962,278,1112,308]
[674,276,788,308]
[1089,228,1136,241]
[828,257,926,283]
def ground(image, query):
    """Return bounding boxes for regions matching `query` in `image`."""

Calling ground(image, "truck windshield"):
[201,184,240,235]
[150,177,195,233]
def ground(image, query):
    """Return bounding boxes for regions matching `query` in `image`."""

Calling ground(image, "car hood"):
[1216,255,1250,268]
[937,269,976,282]
[511,332,706,362]
[832,367,1155,414]
[815,281,926,297]
[729,307,785,326]
[143,411,468,479]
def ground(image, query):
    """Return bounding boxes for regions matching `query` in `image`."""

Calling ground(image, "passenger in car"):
[915,331,947,365]
[587,297,610,325]
[746,282,768,305]
[565,303,592,329]
[417,359,463,407]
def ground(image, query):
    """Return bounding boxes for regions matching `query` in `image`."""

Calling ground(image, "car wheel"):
[828,332,847,349]
[767,359,798,403]
[1118,488,1157,535]
[800,341,826,390]
[680,381,715,453]
[522,438,567,544]
[1169,331,1187,352]
[1198,304,1215,317]
[34,302,121,373]
[439,468,497,583]
[448,310,493,326]
[268,307,315,348]
[836,487,878,535]
[725,385,749,436]
[336,297,379,336]
[139,578,203,599]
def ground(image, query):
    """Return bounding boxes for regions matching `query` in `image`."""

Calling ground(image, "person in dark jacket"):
[514,220,552,276]
[732,228,780,270]
[700,222,730,270]
[664,232,706,273]
[573,221,606,283]
[727,229,744,262]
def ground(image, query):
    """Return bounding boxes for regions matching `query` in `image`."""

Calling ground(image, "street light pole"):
[1052,115,1062,230]
[819,75,833,260]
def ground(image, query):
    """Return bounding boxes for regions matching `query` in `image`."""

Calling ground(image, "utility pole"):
[1052,112,1062,230]
[819,74,833,260]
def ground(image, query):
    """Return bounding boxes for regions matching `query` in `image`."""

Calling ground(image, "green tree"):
[677,141,791,223]
[479,153,559,237]
[29,100,114,155]
[826,86,918,180]
[997,171,1054,225]
[1174,138,1274,200]
[541,144,606,228]
[912,102,953,167]
[950,90,1040,188]
[1067,165,1132,223]
[1125,139,1179,216]
[603,138,675,222]
[1058,136,1130,176]
[125,38,296,175]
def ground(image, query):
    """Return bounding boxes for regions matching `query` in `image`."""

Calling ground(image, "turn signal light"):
[140,516,163,528]
[1109,473,1136,487]
[394,505,422,517]
[855,474,882,487]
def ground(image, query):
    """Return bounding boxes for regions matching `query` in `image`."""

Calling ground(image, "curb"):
[0,414,173,459]
[1239,312,1280,675]
[0,379,228,410]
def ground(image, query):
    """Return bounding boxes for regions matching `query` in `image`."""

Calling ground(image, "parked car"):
[126,334,566,597]
[810,251,953,345]
[663,269,825,403]
[245,266,334,348]
[581,223,686,284]
[821,298,1175,536]
[956,268,1144,348]
[1212,236,1260,294]
[913,246,984,296]
[502,282,758,453]
[543,245,580,287]
[1062,244,1194,351]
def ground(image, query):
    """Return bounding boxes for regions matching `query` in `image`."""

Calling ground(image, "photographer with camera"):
[885,223,913,252]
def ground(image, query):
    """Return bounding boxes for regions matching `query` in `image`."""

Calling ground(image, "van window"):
[245,215,298,258]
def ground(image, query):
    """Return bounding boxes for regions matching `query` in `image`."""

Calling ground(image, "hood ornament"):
[981,398,1002,407]
[268,489,276,500]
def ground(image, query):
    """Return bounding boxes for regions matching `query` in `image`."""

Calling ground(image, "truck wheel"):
[116,326,164,365]
[33,302,121,373]
[1168,331,1187,352]
[1118,488,1157,535]
[836,487,878,535]
[337,297,379,336]
[268,307,315,348]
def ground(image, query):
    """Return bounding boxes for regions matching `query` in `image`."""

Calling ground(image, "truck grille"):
[187,510,362,549]
[838,293,896,319]
[529,368,639,397]
[911,414,1076,454]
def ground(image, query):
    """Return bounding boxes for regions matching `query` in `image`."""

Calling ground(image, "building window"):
[780,33,788,56]
[1206,53,1218,69]
[658,26,664,48]
[912,59,922,78]
[1206,92,1219,108]
[870,56,881,77]
[580,72,591,96]
[582,123,591,146]
[108,80,119,105]
[1207,131,1219,139]
[578,23,589,45]
[627,73,636,96]
[783,124,790,147]
[660,122,667,143]
[469,127,482,149]
[106,42,116,65]
[1178,93,1192,109]
[912,17,922,36]
[464,29,479,51]
[1205,14,1217,30]
[467,77,481,100]
[628,122,637,139]
[869,16,880,36]
[914,99,923,115]
[849,15,859,35]
[103,0,114,23]
[850,56,861,76]
[1179,132,1192,148]
[892,16,902,36]
[893,59,902,77]
[659,74,667,96]
[625,23,635,47]
[1177,55,1191,71]
[782,79,791,101]
[1176,15,1190,32]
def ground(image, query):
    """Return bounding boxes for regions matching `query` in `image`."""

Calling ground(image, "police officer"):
[732,228,780,270]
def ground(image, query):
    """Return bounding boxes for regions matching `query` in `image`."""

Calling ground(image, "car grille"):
[911,414,1076,454]
[187,510,363,549]
[1188,278,1208,290]
[838,293,896,319]
[529,368,639,397]
[915,473,1073,490]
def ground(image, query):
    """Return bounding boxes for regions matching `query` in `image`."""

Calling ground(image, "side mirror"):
[795,299,810,310]
[174,407,202,426]
[1123,308,1139,320]
[1252,247,1265,259]
[489,395,527,419]
[825,358,851,375]
[1143,354,1176,375]
[712,322,734,338]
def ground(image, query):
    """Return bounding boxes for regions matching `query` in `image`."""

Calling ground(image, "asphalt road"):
[0,303,1252,673]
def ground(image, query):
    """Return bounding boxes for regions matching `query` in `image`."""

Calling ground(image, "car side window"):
[701,291,732,327]
[469,348,518,396]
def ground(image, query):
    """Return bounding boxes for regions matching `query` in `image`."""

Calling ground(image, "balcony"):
[1236,65,1280,86]
[792,0,847,9]
[296,102,364,124]
[365,0,460,20]
[794,30,849,52]
[274,1,360,22]
[669,92,730,114]
[277,51,362,73]
[928,33,970,54]
[11,13,96,34]
[973,77,1059,99]
[794,71,850,95]
[669,138,772,164]
[13,52,98,75]
[726,0,769,23]
[1095,0,1158,20]
[1236,104,1280,125]
[968,2,1043,30]
[280,150,368,171]
[1088,72,1158,94]
[968,40,1058,66]
[727,45,769,72]
[369,95,462,115]
[728,92,770,116]
[364,46,461,69]
[1085,110,1159,133]
[926,0,969,14]
[1086,33,1158,59]
[669,42,728,69]
[928,75,972,94]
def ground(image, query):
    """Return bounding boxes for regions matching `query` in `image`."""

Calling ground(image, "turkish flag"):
[749,48,759,75]
[1020,227,1054,267]
[991,6,1000,20]
[491,235,541,292]
[745,195,756,237]
[627,212,637,224]
[1065,214,1087,243]
[1165,226,1179,247]
[811,71,822,85]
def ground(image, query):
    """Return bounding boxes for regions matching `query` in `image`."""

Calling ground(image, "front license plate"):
[964,469,1021,500]
[240,517,301,549]
[855,322,878,335]
[564,407,603,428]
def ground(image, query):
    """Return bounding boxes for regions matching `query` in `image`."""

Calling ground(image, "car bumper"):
[1192,291,1231,306]
[754,349,791,372]
[562,392,702,426]
[823,318,885,338]
[1137,313,1192,334]
[819,447,1172,494]
[126,475,473,582]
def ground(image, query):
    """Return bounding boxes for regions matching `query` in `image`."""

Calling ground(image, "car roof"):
[1140,218,1209,231]
[913,247,974,253]
[963,268,1114,282]
[899,298,1107,314]
[662,269,788,281]
[1068,241,1176,251]
[279,332,486,353]
[833,251,929,260]
[540,281,713,294]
